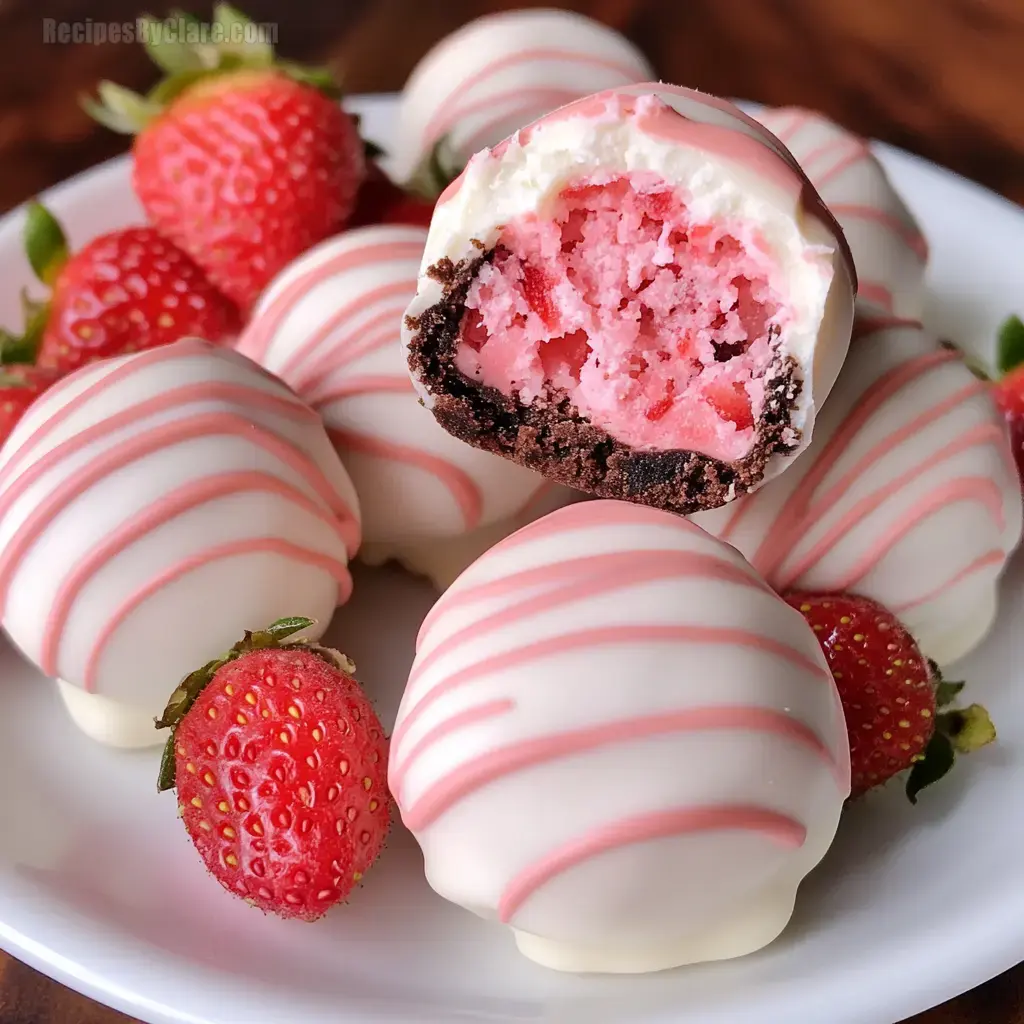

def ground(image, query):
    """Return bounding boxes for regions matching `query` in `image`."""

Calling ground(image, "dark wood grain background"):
[0,1,1022,1021]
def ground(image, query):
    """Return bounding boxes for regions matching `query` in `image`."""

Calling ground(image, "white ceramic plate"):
[0,93,1023,1024]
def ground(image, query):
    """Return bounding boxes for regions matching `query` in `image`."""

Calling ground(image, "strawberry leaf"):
[138,13,207,74]
[212,3,274,67]
[935,679,965,707]
[997,315,1024,376]
[82,81,163,135]
[155,657,224,731]
[406,135,461,200]
[905,731,955,804]
[249,616,316,646]
[276,60,342,99]
[23,202,68,287]
[157,733,179,792]
[146,68,217,107]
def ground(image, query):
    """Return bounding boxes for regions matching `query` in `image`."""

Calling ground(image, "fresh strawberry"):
[992,314,1024,490]
[0,364,63,445]
[84,5,366,311]
[348,163,435,230]
[9,204,240,375]
[156,618,390,921]
[788,592,995,802]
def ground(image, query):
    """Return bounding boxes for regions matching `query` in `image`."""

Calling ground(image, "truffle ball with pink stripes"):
[393,8,654,181]
[0,340,360,748]
[754,107,929,319]
[390,500,850,973]
[692,313,1022,665]
[235,225,581,589]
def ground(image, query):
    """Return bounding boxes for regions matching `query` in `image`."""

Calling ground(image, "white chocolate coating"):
[693,313,1022,665]
[754,107,928,319]
[394,9,654,179]
[0,339,360,746]
[235,226,552,545]
[361,482,584,590]
[404,84,856,494]
[390,500,850,973]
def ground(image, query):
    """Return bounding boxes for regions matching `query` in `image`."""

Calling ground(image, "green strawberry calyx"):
[0,201,68,365]
[82,4,343,136]
[405,135,463,201]
[154,616,356,793]
[904,660,996,804]
[997,314,1024,378]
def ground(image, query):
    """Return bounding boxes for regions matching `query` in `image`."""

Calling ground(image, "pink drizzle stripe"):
[236,241,425,362]
[414,501,731,647]
[0,381,340,523]
[83,538,353,692]
[278,281,414,384]
[327,427,484,531]
[836,477,1005,592]
[455,90,591,155]
[781,380,989,564]
[0,411,359,612]
[497,805,806,923]
[895,549,1006,614]
[828,203,929,262]
[411,549,769,677]
[388,698,515,795]
[399,706,835,831]
[0,341,263,489]
[423,49,645,144]
[854,315,924,340]
[739,349,959,573]
[491,498,694,556]
[40,471,350,677]
[394,625,831,759]
[313,375,416,406]
[764,109,810,144]
[298,315,410,397]
[811,142,873,189]
[857,281,896,312]
[777,424,1006,590]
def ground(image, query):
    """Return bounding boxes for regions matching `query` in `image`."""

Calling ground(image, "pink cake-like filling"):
[455,174,792,461]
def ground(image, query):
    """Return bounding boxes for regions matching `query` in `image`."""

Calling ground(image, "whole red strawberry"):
[992,314,1024,490]
[788,592,995,802]
[16,204,240,375]
[0,364,63,446]
[157,618,390,921]
[348,163,435,230]
[85,7,366,311]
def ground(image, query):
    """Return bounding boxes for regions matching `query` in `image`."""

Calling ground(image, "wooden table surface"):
[0,0,1022,1021]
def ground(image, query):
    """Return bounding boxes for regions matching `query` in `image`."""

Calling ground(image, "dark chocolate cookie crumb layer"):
[406,251,803,516]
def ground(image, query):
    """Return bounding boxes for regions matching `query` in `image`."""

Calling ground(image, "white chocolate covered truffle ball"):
[394,9,654,179]
[693,312,1022,665]
[390,499,850,973]
[0,339,360,747]
[235,225,556,548]
[404,84,856,515]
[755,107,928,319]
